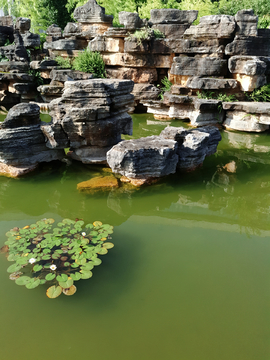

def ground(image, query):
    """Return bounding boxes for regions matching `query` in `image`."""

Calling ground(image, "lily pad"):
[45,273,56,281]
[26,278,40,289]
[7,263,22,273]
[98,248,108,255]
[56,274,68,282]
[46,285,62,299]
[70,272,81,281]
[15,276,31,286]
[63,285,77,296]
[33,264,43,272]
[59,277,73,289]
[80,270,93,279]
[103,242,114,249]
[9,271,23,280]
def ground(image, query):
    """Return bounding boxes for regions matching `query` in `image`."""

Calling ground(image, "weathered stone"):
[232,73,266,91]
[107,135,179,179]
[151,24,190,39]
[235,9,258,37]
[104,27,129,38]
[63,22,82,38]
[171,56,228,76]
[223,111,269,132]
[0,72,33,82]
[160,125,221,170]
[0,103,64,169]
[184,15,235,40]
[124,38,149,53]
[77,175,119,191]
[106,67,157,83]
[132,83,160,101]
[222,101,270,114]
[102,53,174,68]
[70,146,113,164]
[50,69,94,82]
[118,12,145,29]
[228,55,267,76]
[15,18,31,34]
[73,0,113,24]
[46,24,62,38]
[44,39,87,50]
[0,16,13,27]
[12,83,35,94]
[89,36,124,52]
[225,35,270,56]
[41,123,69,149]
[186,77,239,90]
[150,9,198,25]
[22,31,40,48]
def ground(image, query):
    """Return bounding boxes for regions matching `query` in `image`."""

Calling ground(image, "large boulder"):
[235,9,258,37]
[150,9,198,25]
[119,12,145,29]
[73,0,113,24]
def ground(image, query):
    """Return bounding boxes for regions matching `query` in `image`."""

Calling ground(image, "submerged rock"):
[77,175,119,192]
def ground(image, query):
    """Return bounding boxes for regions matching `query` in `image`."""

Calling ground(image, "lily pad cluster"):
[3,218,114,298]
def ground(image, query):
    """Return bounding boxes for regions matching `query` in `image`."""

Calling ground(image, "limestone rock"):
[132,83,160,101]
[184,15,235,40]
[0,103,64,171]
[235,9,258,37]
[228,56,267,75]
[107,135,179,179]
[15,18,31,34]
[89,36,124,52]
[69,145,112,164]
[46,24,62,38]
[0,16,13,27]
[151,24,190,39]
[171,56,228,76]
[186,77,239,90]
[150,9,198,25]
[44,39,87,50]
[119,12,145,29]
[50,69,94,82]
[106,67,157,83]
[22,31,40,48]
[223,111,269,132]
[225,35,270,56]
[73,0,113,24]
[160,125,221,170]
[232,73,266,91]
[77,175,119,192]
[63,22,82,38]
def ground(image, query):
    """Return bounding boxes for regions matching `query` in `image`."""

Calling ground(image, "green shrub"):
[3,218,114,299]
[246,84,270,102]
[196,90,238,102]
[72,49,106,78]
[28,68,44,86]
[55,56,72,69]
[127,27,165,45]
[152,28,165,39]
[159,76,172,100]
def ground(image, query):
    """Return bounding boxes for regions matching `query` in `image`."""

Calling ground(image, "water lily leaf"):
[57,222,64,227]
[70,272,81,281]
[64,262,70,267]
[26,278,40,289]
[93,221,102,227]
[33,264,43,272]
[40,279,47,285]
[75,258,86,265]
[90,230,99,237]
[7,254,18,261]
[80,270,93,279]
[76,220,84,227]
[85,223,94,229]
[59,277,73,289]
[98,248,108,255]
[103,242,114,249]
[46,285,62,299]
[45,273,56,281]
[15,276,31,286]
[42,255,51,260]
[43,249,51,254]
[9,271,23,280]
[63,285,77,296]
[7,263,22,273]
[91,258,102,266]
[71,263,79,268]
[44,218,55,224]
[81,262,94,271]
[70,229,77,234]
[56,274,68,282]
[52,253,60,260]
[63,219,75,225]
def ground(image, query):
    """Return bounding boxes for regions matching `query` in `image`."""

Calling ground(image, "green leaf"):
[64,262,70,267]
[33,264,43,272]
[98,248,108,255]
[56,274,68,282]
[71,263,79,268]
[45,273,56,281]
[7,263,22,273]
[81,262,94,271]
[40,279,47,285]
[52,253,60,260]
[15,276,31,285]
[76,220,84,227]
[80,270,93,279]
[26,278,40,289]
[85,224,94,229]
[46,285,62,299]
[92,258,102,266]
[70,272,81,281]
[59,278,73,289]
[103,242,114,249]
[42,255,51,260]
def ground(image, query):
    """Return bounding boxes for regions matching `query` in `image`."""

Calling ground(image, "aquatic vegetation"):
[3,218,114,298]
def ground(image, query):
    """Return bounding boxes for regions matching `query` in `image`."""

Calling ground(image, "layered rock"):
[47,79,134,163]
[0,103,64,177]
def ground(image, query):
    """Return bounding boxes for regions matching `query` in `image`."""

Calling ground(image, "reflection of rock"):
[77,175,119,192]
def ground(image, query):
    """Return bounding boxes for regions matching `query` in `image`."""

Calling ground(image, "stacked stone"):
[0,103,64,177]
[107,125,221,185]
[45,78,134,163]
[44,0,113,57]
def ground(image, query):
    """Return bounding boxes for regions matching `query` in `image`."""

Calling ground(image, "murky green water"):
[0,114,270,360]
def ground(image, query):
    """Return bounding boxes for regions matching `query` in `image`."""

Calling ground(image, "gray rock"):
[41,123,69,149]
[15,18,31,34]
[63,22,82,38]
[124,38,149,53]
[171,56,228,76]
[0,16,13,27]
[69,145,112,164]
[22,31,41,48]
[150,9,198,25]
[160,125,221,170]
[46,24,62,38]
[225,35,270,56]
[118,12,144,29]
[186,77,239,90]
[50,69,94,82]
[184,15,235,39]
[132,83,160,101]
[104,27,129,38]
[0,61,29,72]
[222,101,270,114]
[0,103,64,167]
[151,24,190,39]
[44,39,87,50]
[73,0,113,24]
[107,135,179,179]
[228,56,267,75]
[235,9,258,37]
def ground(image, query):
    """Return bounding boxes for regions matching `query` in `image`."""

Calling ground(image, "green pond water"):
[0,113,270,360]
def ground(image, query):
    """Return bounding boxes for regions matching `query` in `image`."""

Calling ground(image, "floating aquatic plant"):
[3,218,114,298]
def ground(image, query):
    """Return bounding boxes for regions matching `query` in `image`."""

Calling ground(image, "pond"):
[0,113,270,360]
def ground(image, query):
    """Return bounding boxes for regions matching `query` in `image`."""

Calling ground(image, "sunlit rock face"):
[0,103,65,177]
